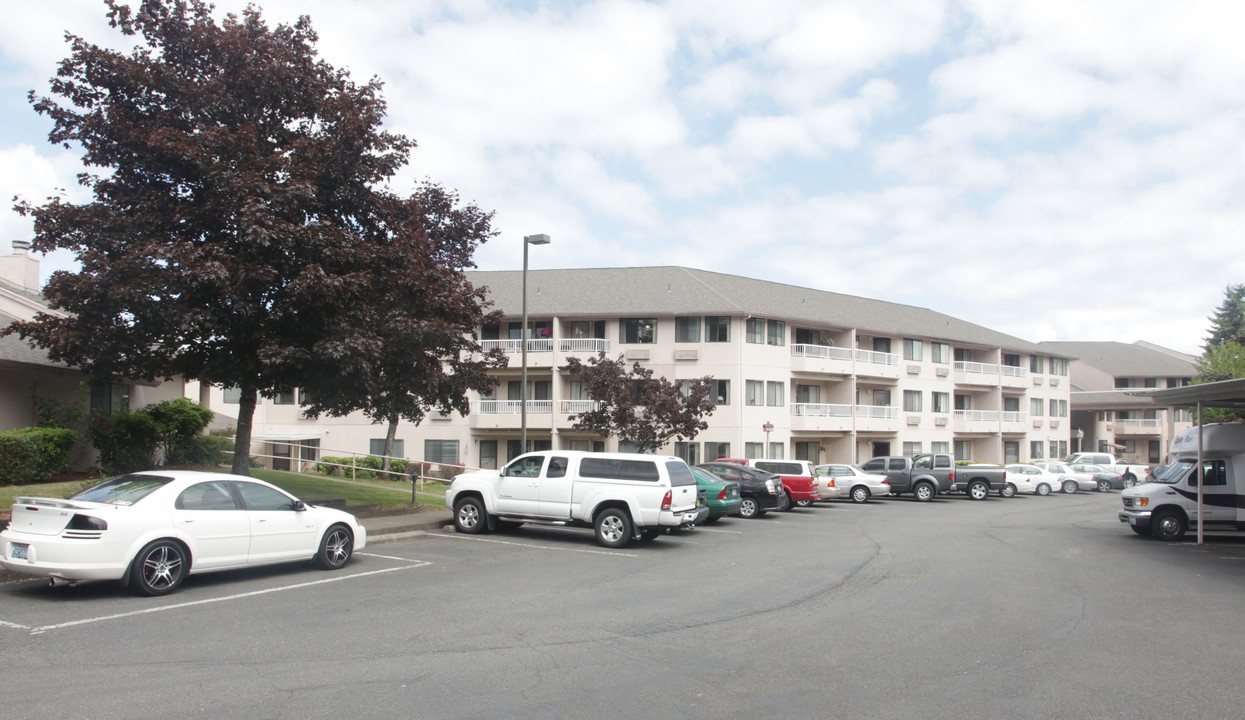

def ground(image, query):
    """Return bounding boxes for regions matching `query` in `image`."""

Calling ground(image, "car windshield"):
[1152,460,1194,485]
[71,474,172,505]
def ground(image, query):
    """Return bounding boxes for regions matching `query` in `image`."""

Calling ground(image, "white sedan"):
[814,464,891,503]
[1031,462,1083,494]
[1,470,367,595]
[1002,464,1066,496]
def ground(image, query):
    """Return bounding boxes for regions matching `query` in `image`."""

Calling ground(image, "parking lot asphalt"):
[0,507,452,585]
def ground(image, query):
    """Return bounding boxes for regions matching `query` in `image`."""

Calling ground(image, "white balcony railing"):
[1001,411,1029,423]
[855,405,899,419]
[999,365,1028,378]
[791,403,854,417]
[559,399,602,414]
[559,338,609,354]
[791,344,854,361]
[955,409,999,422]
[1116,419,1162,429]
[855,349,900,366]
[475,400,553,414]
[480,339,554,354]
[955,361,1000,375]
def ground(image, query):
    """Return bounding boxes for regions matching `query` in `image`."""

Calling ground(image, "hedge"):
[0,427,79,484]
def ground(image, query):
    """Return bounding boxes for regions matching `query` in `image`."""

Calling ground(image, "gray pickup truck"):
[860,453,1008,501]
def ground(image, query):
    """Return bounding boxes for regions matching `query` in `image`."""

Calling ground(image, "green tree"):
[1204,283,1245,349]
[297,183,508,473]
[564,353,716,454]
[1192,340,1245,422]
[2,1,427,475]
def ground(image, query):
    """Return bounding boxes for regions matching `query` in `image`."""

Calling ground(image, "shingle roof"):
[0,311,67,368]
[466,266,1062,355]
[1037,340,1197,378]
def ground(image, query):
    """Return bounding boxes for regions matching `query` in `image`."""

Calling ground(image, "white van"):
[1119,423,1245,540]
[445,451,704,548]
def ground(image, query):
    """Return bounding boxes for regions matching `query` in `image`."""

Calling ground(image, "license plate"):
[1128,517,1137,525]
[10,543,28,560]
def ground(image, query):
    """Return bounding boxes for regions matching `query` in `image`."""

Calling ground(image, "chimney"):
[1,241,42,292]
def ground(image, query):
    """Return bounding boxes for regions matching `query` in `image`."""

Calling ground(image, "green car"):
[691,467,743,523]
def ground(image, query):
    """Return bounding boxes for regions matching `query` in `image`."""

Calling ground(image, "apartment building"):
[204,267,1074,470]
[1037,340,1197,465]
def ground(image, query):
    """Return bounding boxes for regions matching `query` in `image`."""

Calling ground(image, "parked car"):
[750,459,831,506]
[1031,462,1081,494]
[447,451,702,548]
[860,454,955,501]
[814,464,890,503]
[1064,452,1148,487]
[1002,464,1065,496]
[690,467,743,523]
[1066,463,1128,492]
[0,470,367,595]
[696,463,785,519]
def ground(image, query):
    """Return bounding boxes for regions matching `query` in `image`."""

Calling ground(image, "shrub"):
[88,409,160,474]
[0,427,79,484]
[144,398,214,465]
[178,433,231,466]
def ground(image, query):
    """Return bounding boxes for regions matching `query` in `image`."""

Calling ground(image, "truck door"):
[538,455,575,518]
[496,455,545,515]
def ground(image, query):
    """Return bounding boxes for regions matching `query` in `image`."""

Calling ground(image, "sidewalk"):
[0,507,452,585]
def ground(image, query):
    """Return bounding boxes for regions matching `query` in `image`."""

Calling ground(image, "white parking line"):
[7,561,429,635]
[694,527,745,534]
[430,533,638,557]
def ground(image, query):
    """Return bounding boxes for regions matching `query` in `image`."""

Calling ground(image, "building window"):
[932,392,950,413]
[796,384,820,404]
[674,441,700,465]
[299,439,320,464]
[424,440,458,463]
[931,342,950,364]
[274,389,296,405]
[90,382,131,416]
[931,442,950,454]
[1031,398,1044,416]
[1050,441,1060,460]
[1049,399,1059,417]
[223,386,242,404]
[746,380,764,406]
[903,390,923,412]
[769,443,784,459]
[620,318,657,344]
[704,442,731,461]
[903,339,923,361]
[746,318,764,344]
[675,317,701,343]
[1050,358,1068,376]
[479,440,498,469]
[705,316,731,342]
[1004,441,1020,464]
[795,442,819,462]
[711,379,730,405]
[744,442,763,459]
[954,441,972,461]
[1030,441,1044,460]
[903,442,922,457]
[1115,377,1131,388]
[1030,355,1045,373]
[767,319,785,346]
[767,381,784,407]
[370,439,405,457]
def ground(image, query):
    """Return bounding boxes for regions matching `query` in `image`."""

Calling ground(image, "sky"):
[2,0,1243,356]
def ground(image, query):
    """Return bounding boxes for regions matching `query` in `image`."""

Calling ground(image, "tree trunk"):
[231,383,258,476]
[381,414,399,474]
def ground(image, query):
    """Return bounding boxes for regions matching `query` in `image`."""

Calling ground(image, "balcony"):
[998,364,1029,389]
[855,404,900,432]
[481,338,554,367]
[854,349,902,379]
[1001,411,1030,431]
[559,338,609,355]
[790,344,854,376]
[954,409,998,433]
[1114,418,1162,436]
[954,361,1000,387]
[790,403,854,432]
[471,399,553,430]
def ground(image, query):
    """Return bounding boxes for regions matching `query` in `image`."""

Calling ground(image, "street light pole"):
[520,233,551,455]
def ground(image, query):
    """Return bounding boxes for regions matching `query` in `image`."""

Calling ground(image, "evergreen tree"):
[1204,283,1245,349]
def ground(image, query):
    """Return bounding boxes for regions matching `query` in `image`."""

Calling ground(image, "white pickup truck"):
[1064,452,1149,487]
[445,450,705,548]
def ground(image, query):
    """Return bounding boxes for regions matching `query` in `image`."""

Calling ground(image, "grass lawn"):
[1,467,448,512]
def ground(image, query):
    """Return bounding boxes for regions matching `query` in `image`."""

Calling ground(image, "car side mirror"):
[293,500,306,511]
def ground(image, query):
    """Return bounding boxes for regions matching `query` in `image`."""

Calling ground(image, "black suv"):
[696,463,785,518]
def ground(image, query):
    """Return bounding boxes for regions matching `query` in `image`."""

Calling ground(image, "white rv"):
[1119,422,1245,540]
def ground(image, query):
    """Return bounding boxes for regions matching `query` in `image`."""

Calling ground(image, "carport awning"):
[1134,378,1245,409]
